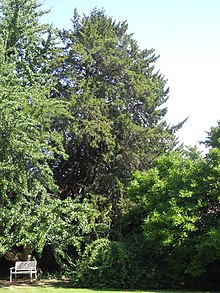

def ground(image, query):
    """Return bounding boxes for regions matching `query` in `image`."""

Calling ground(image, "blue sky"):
[42,0,220,151]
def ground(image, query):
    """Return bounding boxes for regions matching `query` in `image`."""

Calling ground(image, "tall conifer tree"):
[53,9,178,220]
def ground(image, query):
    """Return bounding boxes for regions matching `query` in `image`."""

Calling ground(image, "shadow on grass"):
[0,278,216,293]
[0,277,70,288]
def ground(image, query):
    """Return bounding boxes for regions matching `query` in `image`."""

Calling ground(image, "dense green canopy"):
[0,0,67,254]
[52,8,177,213]
[0,0,220,290]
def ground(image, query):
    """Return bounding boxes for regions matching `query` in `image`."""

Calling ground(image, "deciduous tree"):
[0,0,66,257]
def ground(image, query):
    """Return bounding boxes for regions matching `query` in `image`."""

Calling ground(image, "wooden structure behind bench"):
[10,261,37,282]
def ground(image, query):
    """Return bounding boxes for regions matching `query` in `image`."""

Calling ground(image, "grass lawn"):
[0,286,215,293]
[0,280,215,293]
[0,286,211,293]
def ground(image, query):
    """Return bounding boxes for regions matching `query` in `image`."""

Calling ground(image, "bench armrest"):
[10,267,15,272]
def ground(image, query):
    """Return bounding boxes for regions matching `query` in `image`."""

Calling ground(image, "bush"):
[68,237,171,289]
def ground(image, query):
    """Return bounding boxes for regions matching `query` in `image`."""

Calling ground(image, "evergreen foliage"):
[51,9,178,237]
[0,1,220,290]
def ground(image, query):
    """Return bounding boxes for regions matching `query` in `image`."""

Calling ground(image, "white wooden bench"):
[10,260,37,282]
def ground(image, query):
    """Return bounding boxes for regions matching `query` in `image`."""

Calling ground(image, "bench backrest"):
[15,261,36,271]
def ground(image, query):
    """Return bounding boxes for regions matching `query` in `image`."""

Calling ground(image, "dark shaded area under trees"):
[0,0,220,290]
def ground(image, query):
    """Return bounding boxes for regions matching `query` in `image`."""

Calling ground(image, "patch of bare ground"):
[0,278,70,289]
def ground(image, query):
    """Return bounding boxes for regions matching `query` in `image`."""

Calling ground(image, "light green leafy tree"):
[127,135,220,288]
[0,0,67,256]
